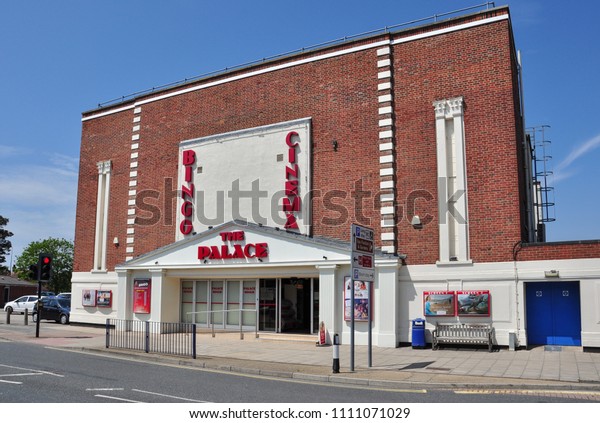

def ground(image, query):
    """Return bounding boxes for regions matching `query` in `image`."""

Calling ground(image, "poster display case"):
[423,291,455,316]
[344,276,371,321]
[96,290,112,308]
[133,279,151,314]
[457,290,490,316]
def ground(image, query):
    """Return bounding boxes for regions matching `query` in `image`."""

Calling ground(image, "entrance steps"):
[257,332,318,343]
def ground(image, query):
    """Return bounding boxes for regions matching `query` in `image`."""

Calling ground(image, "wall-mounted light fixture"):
[258,258,263,262]
[113,237,119,246]
[544,270,559,278]
[332,140,338,152]
[323,256,328,260]
[411,215,423,230]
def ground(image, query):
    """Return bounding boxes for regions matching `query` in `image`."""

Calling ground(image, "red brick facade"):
[74,6,597,273]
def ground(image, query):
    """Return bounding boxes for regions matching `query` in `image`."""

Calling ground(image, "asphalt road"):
[0,339,596,403]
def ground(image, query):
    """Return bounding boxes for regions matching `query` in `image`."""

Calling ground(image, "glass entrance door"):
[281,278,312,333]
[259,279,277,331]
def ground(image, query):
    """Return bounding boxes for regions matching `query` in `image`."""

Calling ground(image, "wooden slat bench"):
[432,323,494,352]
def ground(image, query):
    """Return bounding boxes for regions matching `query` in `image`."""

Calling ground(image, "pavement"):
[2,311,600,393]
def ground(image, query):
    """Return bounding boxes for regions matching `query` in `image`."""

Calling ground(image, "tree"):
[15,238,73,294]
[0,215,14,275]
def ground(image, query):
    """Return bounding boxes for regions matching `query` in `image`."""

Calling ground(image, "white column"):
[434,101,450,262]
[374,260,401,347]
[450,99,469,261]
[149,269,166,322]
[316,264,338,343]
[116,269,132,320]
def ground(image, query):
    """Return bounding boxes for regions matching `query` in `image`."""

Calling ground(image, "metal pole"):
[192,324,197,359]
[350,278,355,372]
[332,333,340,373]
[368,281,372,368]
[105,319,110,349]
[35,280,41,338]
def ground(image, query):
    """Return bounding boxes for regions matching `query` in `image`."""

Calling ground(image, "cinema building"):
[72,5,600,349]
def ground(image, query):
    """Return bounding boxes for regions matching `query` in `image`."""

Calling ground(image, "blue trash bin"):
[412,318,426,348]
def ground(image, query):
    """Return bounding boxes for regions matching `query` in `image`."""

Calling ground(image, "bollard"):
[6,308,10,325]
[332,333,340,374]
[24,309,28,326]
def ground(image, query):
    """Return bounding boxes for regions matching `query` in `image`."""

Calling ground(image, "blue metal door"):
[526,282,581,346]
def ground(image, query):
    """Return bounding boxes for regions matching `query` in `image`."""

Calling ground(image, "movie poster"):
[133,279,151,314]
[82,289,96,307]
[344,276,371,322]
[457,290,490,316]
[96,290,112,308]
[423,291,455,316]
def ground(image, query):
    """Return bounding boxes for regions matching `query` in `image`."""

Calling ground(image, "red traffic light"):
[39,253,53,282]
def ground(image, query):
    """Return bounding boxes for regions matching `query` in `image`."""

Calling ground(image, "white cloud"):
[0,153,78,257]
[554,133,600,183]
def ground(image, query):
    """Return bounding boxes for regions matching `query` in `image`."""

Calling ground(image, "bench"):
[432,323,494,352]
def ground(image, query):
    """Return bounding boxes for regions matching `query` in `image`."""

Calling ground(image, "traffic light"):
[28,264,39,281]
[39,253,53,282]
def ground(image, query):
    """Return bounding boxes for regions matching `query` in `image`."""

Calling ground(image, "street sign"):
[350,223,375,371]
[352,252,373,269]
[351,224,374,283]
[353,267,375,282]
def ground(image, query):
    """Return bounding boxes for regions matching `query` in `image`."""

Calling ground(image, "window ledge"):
[435,260,473,267]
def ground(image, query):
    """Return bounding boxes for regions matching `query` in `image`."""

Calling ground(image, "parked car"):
[3,295,38,314]
[56,292,71,300]
[32,297,70,324]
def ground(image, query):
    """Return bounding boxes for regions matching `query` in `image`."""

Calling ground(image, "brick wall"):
[75,7,545,271]
[393,18,524,264]
[518,240,600,261]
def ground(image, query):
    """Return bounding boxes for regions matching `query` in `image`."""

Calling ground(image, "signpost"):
[350,224,374,371]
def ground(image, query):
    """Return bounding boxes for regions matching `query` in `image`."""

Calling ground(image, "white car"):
[3,295,39,314]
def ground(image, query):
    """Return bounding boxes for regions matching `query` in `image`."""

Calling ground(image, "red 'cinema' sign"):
[283,131,300,230]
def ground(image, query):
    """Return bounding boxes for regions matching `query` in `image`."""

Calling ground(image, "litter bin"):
[412,318,426,348]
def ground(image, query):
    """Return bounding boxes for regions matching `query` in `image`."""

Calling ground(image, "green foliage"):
[0,215,14,270]
[15,238,73,294]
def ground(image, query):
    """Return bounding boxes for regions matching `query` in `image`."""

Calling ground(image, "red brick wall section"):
[76,49,382,271]
[74,110,135,272]
[393,18,523,264]
[518,241,600,261]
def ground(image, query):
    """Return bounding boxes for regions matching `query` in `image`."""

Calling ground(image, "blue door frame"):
[525,281,581,346]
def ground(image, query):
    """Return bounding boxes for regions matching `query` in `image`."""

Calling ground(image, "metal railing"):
[106,319,197,359]
[94,2,495,109]
[186,308,259,339]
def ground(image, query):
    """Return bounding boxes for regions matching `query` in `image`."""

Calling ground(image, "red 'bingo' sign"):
[180,149,196,235]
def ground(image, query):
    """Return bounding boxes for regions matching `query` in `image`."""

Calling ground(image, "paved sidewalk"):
[2,314,600,391]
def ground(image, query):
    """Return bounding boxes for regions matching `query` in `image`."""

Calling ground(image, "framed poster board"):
[96,290,112,308]
[82,289,96,307]
[423,291,455,316]
[457,290,490,316]
[133,279,151,314]
[344,276,371,322]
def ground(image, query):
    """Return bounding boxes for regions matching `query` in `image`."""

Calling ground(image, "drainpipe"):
[512,241,523,348]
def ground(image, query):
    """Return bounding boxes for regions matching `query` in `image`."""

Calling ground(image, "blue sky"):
[1,0,599,262]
